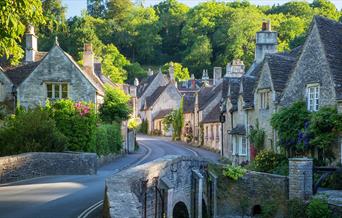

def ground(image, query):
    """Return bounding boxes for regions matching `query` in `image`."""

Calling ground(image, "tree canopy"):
[2,0,342,81]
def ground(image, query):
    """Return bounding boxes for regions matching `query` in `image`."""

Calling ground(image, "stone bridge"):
[103,156,216,218]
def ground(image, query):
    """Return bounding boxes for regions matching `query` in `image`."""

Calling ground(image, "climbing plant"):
[172,97,184,140]
[249,119,265,152]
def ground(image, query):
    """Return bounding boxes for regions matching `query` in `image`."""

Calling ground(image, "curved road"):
[0,135,219,218]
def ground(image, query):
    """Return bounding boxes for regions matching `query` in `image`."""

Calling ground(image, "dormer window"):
[306,84,319,112]
[46,82,68,100]
[259,90,269,109]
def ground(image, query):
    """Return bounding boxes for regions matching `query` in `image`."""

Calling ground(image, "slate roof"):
[241,76,257,109]
[266,53,298,93]
[183,94,195,113]
[314,16,342,100]
[3,61,41,86]
[144,85,167,109]
[137,73,158,97]
[228,78,241,112]
[229,124,246,135]
[198,86,214,110]
[201,103,220,123]
[154,109,173,120]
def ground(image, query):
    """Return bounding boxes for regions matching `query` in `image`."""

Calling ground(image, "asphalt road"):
[0,135,219,218]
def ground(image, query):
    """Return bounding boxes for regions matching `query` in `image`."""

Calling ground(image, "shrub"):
[0,108,67,156]
[49,99,97,152]
[222,165,246,181]
[306,197,331,218]
[99,86,131,123]
[91,123,122,155]
[139,119,148,134]
[152,129,162,136]
[253,149,287,173]
[249,119,265,152]
[288,198,307,218]
[127,117,141,130]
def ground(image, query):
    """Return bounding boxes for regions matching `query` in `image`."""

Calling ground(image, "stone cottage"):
[0,26,106,110]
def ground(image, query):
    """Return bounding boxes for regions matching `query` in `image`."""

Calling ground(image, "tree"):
[99,86,132,123]
[172,97,184,140]
[155,0,189,62]
[311,0,341,21]
[106,0,133,20]
[101,44,129,83]
[183,36,212,77]
[162,62,190,81]
[87,0,106,18]
[124,62,147,84]
[0,0,44,64]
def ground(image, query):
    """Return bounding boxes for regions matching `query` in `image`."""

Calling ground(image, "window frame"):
[306,83,320,112]
[259,89,270,110]
[45,82,69,100]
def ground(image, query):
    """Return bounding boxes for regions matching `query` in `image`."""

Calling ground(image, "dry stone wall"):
[0,152,97,184]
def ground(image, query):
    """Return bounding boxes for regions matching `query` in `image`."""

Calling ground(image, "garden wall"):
[0,152,97,184]
[216,168,289,218]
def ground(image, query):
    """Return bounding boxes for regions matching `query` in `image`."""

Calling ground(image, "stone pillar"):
[193,170,203,218]
[289,158,313,200]
[166,188,174,218]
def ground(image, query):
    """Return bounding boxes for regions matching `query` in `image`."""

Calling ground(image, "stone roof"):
[201,103,220,123]
[144,85,167,109]
[198,86,214,110]
[183,94,195,113]
[314,16,342,100]
[137,73,158,97]
[3,61,41,86]
[154,109,173,120]
[35,52,48,62]
[228,78,241,112]
[266,53,298,93]
[229,124,246,135]
[241,76,257,109]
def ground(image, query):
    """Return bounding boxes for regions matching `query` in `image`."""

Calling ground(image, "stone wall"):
[0,152,97,184]
[213,165,289,218]
[104,155,210,218]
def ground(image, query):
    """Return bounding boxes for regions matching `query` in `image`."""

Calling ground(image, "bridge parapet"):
[103,155,213,218]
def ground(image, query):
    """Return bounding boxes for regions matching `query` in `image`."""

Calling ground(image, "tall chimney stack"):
[83,43,94,75]
[255,20,277,63]
[25,25,38,63]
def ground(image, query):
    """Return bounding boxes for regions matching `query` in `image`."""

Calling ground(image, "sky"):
[62,0,342,18]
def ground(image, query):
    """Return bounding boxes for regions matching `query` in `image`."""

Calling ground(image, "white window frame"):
[233,136,247,156]
[306,84,320,112]
[45,82,69,100]
[240,137,247,156]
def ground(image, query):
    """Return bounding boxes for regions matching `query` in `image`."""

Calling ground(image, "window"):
[216,124,220,141]
[260,91,269,109]
[205,126,208,140]
[233,136,247,156]
[210,125,214,140]
[307,84,319,111]
[46,83,68,100]
[0,83,5,101]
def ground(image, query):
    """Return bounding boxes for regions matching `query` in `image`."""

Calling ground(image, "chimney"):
[202,69,209,80]
[25,25,38,63]
[169,64,175,83]
[83,43,94,75]
[134,78,139,86]
[147,68,153,76]
[191,74,196,89]
[225,59,245,78]
[213,67,222,85]
[255,19,277,63]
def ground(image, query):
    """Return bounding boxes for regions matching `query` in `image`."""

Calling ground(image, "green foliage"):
[139,119,148,134]
[306,197,332,218]
[125,62,147,84]
[127,117,141,130]
[309,107,342,164]
[320,171,342,190]
[49,99,97,152]
[261,201,277,218]
[99,86,132,123]
[222,165,246,181]
[162,62,190,81]
[162,110,175,132]
[172,97,184,140]
[249,119,265,152]
[288,198,307,218]
[253,150,287,174]
[91,123,122,155]
[0,0,44,64]
[0,108,67,156]
[271,101,311,156]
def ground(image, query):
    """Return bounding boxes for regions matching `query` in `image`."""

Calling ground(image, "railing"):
[313,167,342,194]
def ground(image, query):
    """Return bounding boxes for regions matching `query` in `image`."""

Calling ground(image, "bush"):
[0,108,67,156]
[253,149,287,173]
[223,165,246,181]
[152,129,162,136]
[139,119,148,134]
[288,198,307,218]
[306,197,331,218]
[91,123,122,155]
[49,100,97,152]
